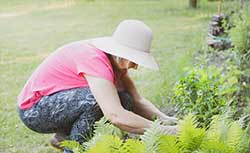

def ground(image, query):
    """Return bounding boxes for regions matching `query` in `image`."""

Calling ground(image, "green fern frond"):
[60,140,84,153]
[93,117,123,137]
[83,117,123,150]
[205,116,227,143]
[227,121,243,152]
[200,116,229,152]
[83,133,102,151]
[87,135,122,153]
[119,139,145,153]
[237,127,250,153]
[158,135,180,153]
[140,119,164,153]
[200,116,244,153]
[178,114,206,152]
[201,139,229,153]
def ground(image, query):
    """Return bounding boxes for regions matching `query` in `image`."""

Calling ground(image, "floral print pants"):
[18,87,133,152]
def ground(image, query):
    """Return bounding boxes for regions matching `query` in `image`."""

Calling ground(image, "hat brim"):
[89,37,159,70]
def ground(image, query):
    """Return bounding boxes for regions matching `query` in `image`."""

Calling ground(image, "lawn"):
[0,0,228,152]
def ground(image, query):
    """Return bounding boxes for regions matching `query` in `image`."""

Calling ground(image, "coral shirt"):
[18,41,114,110]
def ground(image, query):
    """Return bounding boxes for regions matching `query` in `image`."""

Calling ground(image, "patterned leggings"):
[18,87,133,152]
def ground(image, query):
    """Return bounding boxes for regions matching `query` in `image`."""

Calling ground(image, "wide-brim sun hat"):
[90,19,159,70]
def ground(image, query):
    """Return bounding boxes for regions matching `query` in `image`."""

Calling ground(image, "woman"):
[18,20,178,152]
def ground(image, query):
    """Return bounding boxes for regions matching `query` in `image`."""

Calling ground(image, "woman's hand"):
[159,115,179,126]
[159,125,179,135]
[85,74,153,134]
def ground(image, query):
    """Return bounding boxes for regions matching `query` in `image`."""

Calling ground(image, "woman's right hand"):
[160,116,179,126]
[159,125,178,135]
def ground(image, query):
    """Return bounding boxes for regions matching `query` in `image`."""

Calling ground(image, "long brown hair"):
[106,54,127,83]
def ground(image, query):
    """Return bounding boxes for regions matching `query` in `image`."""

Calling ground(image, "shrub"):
[171,65,240,127]
[228,6,250,123]
[229,8,250,54]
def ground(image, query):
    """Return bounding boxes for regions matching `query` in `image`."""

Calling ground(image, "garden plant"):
[61,114,248,153]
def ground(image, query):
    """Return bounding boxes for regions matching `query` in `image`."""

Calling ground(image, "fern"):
[119,139,145,153]
[158,135,180,153]
[92,117,123,136]
[227,121,243,152]
[61,116,246,153]
[140,119,164,153]
[204,116,227,143]
[200,116,244,153]
[237,127,250,153]
[60,140,84,153]
[200,116,230,152]
[178,114,206,152]
[83,117,123,151]
[87,135,122,153]
[87,135,145,153]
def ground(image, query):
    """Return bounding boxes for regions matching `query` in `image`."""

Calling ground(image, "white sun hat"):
[90,19,159,70]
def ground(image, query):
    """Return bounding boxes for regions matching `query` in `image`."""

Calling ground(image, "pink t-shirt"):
[18,41,114,110]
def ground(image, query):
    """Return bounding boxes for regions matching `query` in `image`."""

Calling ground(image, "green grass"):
[0,0,236,152]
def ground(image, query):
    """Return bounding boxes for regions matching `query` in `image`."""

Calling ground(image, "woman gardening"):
[18,20,178,152]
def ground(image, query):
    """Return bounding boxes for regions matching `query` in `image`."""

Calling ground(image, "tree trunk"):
[240,0,244,9]
[218,0,222,16]
[189,0,197,8]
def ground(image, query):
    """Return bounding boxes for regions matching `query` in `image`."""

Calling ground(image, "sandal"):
[50,133,67,150]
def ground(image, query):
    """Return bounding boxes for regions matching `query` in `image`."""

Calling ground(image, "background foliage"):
[171,65,240,127]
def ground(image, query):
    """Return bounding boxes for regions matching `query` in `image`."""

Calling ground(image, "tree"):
[189,0,197,8]
[240,0,244,9]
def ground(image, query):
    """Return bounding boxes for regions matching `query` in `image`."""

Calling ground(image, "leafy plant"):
[229,8,250,54]
[61,117,124,153]
[119,139,145,153]
[158,114,244,153]
[87,135,145,153]
[158,135,179,153]
[61,140,84,153]
[83,117,123,151]
[61,115,246,153]
[171,65,239,127]
[228,6,250,122]
[238,126,250,153]
[160,114,244,153]
[140,120,164,153]
[87,135,122,153]
[178,114,206,152]
[201,116,242,152]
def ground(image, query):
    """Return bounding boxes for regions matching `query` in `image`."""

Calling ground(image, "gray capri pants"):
[18,87,133,152]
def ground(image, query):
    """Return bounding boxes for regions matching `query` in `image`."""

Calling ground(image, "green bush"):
[229,8,250,54]
[171,65,240,127]
[228,6,250,123]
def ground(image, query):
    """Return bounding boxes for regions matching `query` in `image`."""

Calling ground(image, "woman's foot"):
[50,133,67,150]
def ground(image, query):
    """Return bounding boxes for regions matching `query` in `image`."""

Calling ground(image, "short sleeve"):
[73,48,114,83]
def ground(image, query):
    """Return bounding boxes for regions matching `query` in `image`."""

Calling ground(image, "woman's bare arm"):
[121,73,178,124]
[85,74,153,134]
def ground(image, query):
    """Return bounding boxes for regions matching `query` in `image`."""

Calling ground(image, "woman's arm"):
[121,73,178,124]
[85,74,153,134]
